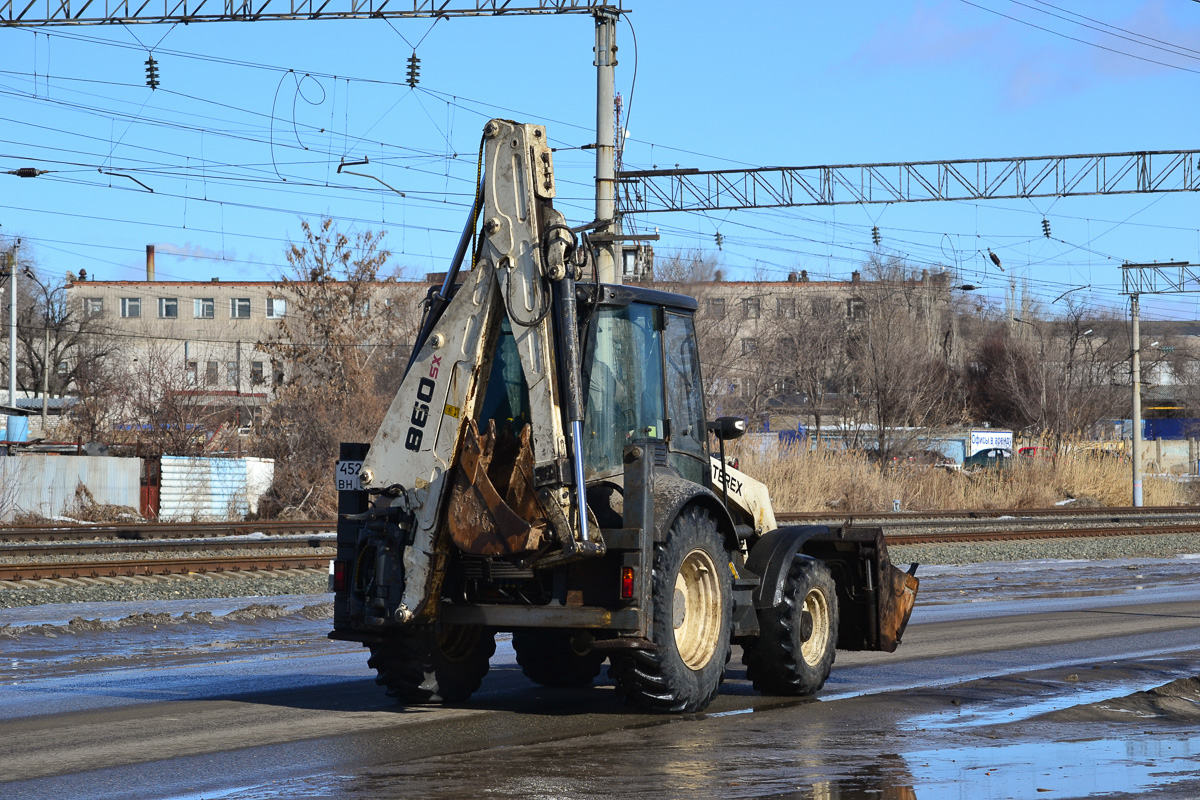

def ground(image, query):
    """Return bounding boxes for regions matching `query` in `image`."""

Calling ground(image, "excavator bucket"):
[447,418,548,556]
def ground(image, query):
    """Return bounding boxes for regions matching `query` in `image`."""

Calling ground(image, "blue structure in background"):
[1143,418,1200,440]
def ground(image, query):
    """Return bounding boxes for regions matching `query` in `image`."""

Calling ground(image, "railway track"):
[1,507,1197,584]
[0,553,332,583]
[0,522,336,584]
[0,520,334,544]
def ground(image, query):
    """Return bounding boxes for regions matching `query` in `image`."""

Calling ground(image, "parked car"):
[1018,446,1054,459]
[962,447,1013,470]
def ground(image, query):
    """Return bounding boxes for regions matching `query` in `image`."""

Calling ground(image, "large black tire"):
[512,629,606,688]
[609,506,732,713]
[367,624,496,704]
[743,556,838,696]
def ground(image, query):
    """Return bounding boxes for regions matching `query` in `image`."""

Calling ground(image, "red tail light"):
[620,566,635,599]
[333,560,347,592]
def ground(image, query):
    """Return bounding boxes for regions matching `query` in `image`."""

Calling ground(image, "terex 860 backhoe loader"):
[330,119,919,713]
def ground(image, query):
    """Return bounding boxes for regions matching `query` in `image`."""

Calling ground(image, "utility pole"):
[1130,294,1143,507]
[593,8,618,284]
[1119,260,1199,508]
[5,243,16,412]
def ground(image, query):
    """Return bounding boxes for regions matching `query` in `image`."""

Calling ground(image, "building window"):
[227,360,239,387]
[777,297,796,319]
[356,299,370,317]
[846,297,866,321]
[272,360,285,386]
[742,338,758,355]
[83,297,104,317]
[744,297,761,319]
[266,297,286,319]
[250,361,265,385]
[120,297,141,318]
[158,297,178,319]
[811,297,832,315]
[205,361,218,386]
[186,361,198,385]
[230,298,251,319]
[194,298,215,319]
[708,298,726,318]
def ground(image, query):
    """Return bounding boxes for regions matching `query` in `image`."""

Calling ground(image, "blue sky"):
[3,1,1200,319]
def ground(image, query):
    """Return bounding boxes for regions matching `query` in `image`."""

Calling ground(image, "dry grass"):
[733,444,1198,513]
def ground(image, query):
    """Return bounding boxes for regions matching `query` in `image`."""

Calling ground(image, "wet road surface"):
[3,555,1200,799]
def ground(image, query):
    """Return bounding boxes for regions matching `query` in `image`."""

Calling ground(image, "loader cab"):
[579,285,708,486]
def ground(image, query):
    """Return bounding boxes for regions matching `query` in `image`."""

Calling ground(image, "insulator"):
[406,53,421,88]
[145,56,160,90]
[871,225,881,246]
[714,231,723,250]
[1042,217,1051,238]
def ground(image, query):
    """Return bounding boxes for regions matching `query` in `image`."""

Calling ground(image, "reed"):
[733,442,1196,513]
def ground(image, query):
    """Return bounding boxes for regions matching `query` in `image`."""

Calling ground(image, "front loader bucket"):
[447,418,548,556]
[802,526,919,653]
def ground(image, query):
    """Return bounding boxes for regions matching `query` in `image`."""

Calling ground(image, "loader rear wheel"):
[367,624,495,704]
[743,556,838,696]
[609,506,732,713]
[512,629,606,688]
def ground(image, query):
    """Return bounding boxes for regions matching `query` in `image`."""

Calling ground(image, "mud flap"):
[800,526,919,653]
[446,418,548,556]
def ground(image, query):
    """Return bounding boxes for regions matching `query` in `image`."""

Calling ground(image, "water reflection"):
[902,735,1200,800]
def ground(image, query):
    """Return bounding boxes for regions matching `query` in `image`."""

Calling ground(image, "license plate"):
[336,460,364,491]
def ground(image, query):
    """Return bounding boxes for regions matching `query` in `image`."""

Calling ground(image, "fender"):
[650,472,738,551]
[744,525,830,610]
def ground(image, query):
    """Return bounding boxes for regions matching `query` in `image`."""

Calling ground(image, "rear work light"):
[332,560,347,592]
[620,566,635,600]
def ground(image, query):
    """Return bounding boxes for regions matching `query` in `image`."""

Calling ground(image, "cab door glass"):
[581,303,665,480]
[664,311,707,482]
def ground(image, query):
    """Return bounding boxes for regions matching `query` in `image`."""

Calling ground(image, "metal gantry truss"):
[0,0,621,26]
[618,150,1200,213]
[1120,261,1198,295]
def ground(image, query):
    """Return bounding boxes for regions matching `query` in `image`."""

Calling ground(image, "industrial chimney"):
[146,245,156,282]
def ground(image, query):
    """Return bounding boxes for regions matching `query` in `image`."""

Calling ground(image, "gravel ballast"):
[0,568,329,609]
[889,531,1200,566]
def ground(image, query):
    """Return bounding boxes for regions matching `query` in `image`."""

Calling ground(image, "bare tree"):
[968,301,1125,438]
[768,289,849,442]
[19,269,119,407]
[850,258,960,457]
[256,217,420,518]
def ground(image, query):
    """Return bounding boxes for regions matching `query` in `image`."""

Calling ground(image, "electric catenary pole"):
[1120,261,1199,507]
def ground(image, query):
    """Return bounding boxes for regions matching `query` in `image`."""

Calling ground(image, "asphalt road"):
[3,578,1200,799]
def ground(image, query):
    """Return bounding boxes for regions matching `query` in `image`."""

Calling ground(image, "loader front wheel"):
[743,556,838,696]
[610,506,732,713]
[367,624,495,704]
[513,629,606,688]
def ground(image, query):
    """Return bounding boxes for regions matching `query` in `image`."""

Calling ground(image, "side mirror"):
[707,416,746,442]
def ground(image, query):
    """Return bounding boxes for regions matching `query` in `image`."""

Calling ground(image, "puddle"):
[907,679,1174,729]
[902,735,1200,799]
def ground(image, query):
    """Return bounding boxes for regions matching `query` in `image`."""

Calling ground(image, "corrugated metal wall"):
[159,456,251,521]
[0,455,141,522]
[244,457,275,515]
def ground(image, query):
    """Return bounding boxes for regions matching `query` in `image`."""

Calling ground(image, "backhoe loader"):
[330,119,919,712]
